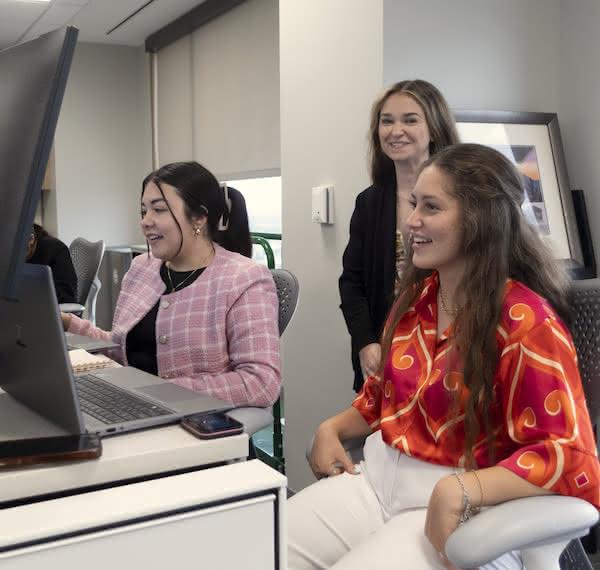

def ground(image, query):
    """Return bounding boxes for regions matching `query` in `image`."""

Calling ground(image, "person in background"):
[62,161,281,408]
[289,144,600,569]
[339,79,460,392]
[26,223,77,304]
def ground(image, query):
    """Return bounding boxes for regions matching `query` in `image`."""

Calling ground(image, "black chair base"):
[560,539,594,570]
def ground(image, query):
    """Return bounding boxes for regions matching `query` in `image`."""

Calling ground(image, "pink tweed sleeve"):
[67,314,111,340]
[167,263,282,407]
[67,314,125,364]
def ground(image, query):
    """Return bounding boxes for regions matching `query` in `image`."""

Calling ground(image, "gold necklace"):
[166,246,214,293]
[167,266,200,293]
[439,285,459,317]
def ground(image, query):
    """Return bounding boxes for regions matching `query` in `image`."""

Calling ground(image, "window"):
[224,175,282,268]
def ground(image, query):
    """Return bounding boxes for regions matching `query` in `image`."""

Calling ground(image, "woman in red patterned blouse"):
[288,144,599,569]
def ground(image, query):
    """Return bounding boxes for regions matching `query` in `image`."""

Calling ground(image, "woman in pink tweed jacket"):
[62,162,281,408]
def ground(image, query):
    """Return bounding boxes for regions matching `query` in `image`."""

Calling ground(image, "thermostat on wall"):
[311,185,334,224]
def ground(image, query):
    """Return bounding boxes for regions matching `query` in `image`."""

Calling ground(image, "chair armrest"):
[305,435,314,463]
[87,277,102,326]
[58,302,85,316]
[445,495,599,569]
[226,407,273,436]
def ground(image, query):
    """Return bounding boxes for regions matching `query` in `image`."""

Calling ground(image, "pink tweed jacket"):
[68,244,281,407]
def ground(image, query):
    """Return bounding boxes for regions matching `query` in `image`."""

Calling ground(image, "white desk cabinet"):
[0,460,286,569]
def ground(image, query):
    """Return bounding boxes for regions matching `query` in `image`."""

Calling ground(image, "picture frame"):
[453,110,584,269]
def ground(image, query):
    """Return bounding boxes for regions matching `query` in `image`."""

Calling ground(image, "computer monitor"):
[0,26,78,300]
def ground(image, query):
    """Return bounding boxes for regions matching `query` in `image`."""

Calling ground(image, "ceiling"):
[0,0,207,50]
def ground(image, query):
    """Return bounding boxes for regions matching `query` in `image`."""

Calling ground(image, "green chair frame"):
[251,232,285,473]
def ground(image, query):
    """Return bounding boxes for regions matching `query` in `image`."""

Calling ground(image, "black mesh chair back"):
[69,237,105,306]
[570,278,600,426]
[563,279,600,570]
[60,238,105,324]
[271,268,299,335]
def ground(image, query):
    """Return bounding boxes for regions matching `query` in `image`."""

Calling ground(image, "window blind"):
[155,0,279,179]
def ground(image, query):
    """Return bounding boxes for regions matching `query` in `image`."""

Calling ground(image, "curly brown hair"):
[378,143,571,467]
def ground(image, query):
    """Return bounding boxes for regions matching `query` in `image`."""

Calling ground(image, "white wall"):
[382,0,600,273]
[384,0,561,112]
[53,42,152,247]
[559,0,600,262]
[280,0,384,492]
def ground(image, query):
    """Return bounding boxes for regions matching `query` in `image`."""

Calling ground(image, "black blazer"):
[339,184,397,392]
[27,234,77,304]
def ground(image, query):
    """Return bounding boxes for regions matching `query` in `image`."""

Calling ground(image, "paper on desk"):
[69,349,117,373]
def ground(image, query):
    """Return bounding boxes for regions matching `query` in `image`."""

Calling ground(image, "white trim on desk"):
[0,426,249,505]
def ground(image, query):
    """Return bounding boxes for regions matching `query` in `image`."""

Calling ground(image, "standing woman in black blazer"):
[339,80,460,392]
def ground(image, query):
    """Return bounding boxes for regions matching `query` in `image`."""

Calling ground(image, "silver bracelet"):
[455,472,475,524]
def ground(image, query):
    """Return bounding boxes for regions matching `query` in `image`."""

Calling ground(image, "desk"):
[0,459,287,569]
[0,425,248,505]
[0,387,286,567]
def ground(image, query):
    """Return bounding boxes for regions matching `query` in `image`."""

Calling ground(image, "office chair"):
[271,269,300,337]
[59,237,105,326]
[227,268,300,467]
[306,278,600,569]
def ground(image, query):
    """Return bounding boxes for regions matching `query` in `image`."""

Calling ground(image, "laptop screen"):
[0,264,85,434]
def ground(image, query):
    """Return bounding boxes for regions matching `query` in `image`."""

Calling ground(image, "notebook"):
[0,264,231,437]
[69,348,116,373]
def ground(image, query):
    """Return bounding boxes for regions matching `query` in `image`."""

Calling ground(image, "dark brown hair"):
[379,143,571,467]
[142,162,252,258]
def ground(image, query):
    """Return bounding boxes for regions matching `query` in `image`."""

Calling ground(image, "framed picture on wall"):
[453,110,584,269]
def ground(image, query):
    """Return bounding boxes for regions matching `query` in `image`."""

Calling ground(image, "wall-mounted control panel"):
[311,185,334,224]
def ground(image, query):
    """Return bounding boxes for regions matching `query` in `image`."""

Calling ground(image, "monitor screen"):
[0,26,78,300]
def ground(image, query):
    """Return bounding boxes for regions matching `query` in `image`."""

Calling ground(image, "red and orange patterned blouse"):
[353,274,600,508]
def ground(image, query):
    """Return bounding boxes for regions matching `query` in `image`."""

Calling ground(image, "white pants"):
[288,431,522,569]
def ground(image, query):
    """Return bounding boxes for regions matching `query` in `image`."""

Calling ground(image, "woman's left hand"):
[424,475,464,570]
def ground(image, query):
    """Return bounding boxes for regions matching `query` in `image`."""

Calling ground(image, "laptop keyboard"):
[75,374,171,424]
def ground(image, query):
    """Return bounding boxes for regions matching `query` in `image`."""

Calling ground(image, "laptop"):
[65,332,119,353]
[0,264,231,437]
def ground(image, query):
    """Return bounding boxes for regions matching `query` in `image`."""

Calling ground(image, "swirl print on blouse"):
[353,274,600,508]
[499,302,597,505]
